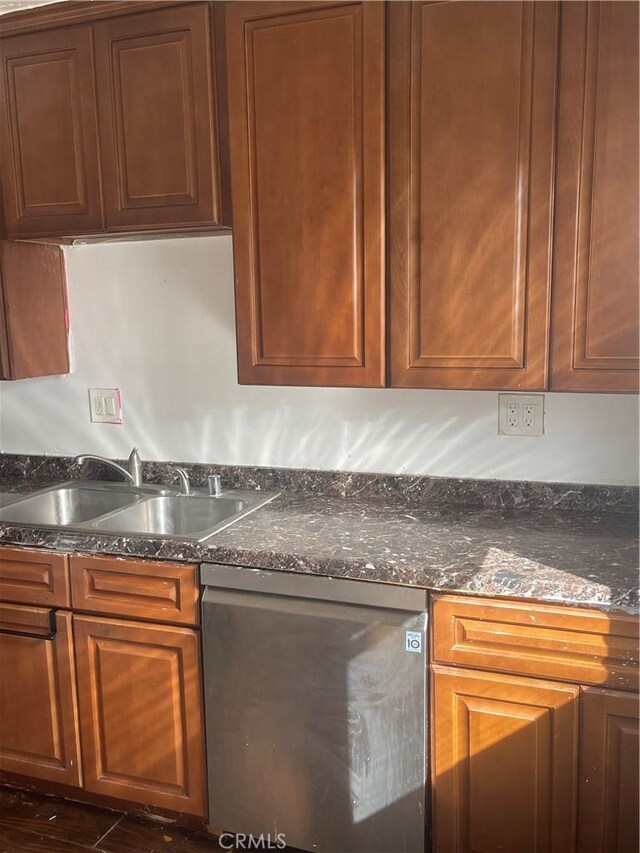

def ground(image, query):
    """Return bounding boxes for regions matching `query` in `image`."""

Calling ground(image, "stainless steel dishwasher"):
[201,563,428,853]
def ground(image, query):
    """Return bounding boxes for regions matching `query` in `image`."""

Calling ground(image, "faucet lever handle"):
[128,447,142,487]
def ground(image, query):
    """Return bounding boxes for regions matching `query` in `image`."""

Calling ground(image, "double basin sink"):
[0,481,278,542]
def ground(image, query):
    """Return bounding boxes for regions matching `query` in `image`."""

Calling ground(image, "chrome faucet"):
[172,466,192,495]
[74,447,143,487]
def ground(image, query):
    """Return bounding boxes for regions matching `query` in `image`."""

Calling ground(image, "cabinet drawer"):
[432,594,639,690]
[70,555,199,626]
[0,546,70,607]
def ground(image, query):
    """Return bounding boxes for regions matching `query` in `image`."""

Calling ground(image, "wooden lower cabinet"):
[0,606,81,786]
[432,664,579,853]
[578,688,640,853]
[73,614,206,817]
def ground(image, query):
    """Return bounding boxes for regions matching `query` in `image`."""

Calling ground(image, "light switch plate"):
[89,388,122,424]
[498,394,544,436]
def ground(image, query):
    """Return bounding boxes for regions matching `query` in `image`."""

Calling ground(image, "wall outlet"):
[89,388,122,424]
[498,394,544,436]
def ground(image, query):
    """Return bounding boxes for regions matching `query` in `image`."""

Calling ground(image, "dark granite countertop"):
[0,472,637,614]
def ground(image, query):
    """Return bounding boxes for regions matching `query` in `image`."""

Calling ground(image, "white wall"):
[0,235,637,485]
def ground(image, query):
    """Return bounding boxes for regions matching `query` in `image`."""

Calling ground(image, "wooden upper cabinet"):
[389,2,558,390]
[551,1,639,392]
[578,688,639,853]
[0,240,69,380]
[0,26,103,237]
[94,3,228,232]
[226,0,385,387]
[432,664,579,853]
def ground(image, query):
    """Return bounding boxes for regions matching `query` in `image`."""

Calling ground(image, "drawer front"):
[70,555,199,626]
[432,594,639,690]
[0,546,70,607]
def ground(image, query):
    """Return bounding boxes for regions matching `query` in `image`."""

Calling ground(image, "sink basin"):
[0,492,23,508]
[0,480,278,541]
[91,495,251,540]
[0,485,138,526]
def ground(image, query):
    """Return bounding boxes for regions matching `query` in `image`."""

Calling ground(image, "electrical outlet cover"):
[89,388,122,424]
[498,394,544,436]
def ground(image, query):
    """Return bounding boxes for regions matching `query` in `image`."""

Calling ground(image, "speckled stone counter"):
[0,459,637,614]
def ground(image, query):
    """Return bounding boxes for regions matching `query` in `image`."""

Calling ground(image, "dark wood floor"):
[0,786,224,852]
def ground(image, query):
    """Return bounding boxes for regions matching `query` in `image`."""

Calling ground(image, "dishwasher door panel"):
[202,583,427,853]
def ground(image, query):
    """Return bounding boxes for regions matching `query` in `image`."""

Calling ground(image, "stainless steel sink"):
[0,492,23,508]
[0,484,140,526]
[0,480,278,542]
[91,495,253,539]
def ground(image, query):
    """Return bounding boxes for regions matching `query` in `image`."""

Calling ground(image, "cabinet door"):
[0,606,81,787]
[95,4,226,231]
[551,2,639,392]
[0,240,69,380]
[226,1,385,387]
[73,615,206,817]
[432,665,579,853]
[0,26,103,237]
[389,2,558,389]
[578,688,639,853]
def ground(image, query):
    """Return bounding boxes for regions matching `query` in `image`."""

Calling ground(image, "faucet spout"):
[74,447,143,487]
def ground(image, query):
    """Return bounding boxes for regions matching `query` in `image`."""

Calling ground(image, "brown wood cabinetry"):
[432,594,639,691]
[432,595,640,853]
[225,0,385,387]
[0,25,103,237]
[0,545,206,820]
[551,1,639,392]
[0,240,69,380]
[0,545,70,607]
[0,2,229,238]
[70,554,199,626]
[432,664,579,852]
[94,3,227,232]
[73,614,206,817]
[389,1,558,390]
[0,605,81,786]
[578,688,639,853]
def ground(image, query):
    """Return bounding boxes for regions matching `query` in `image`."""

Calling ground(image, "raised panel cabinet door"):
[389,2,558,389]
[95,3,227,231]
[226,1,385,387]
[432,665,579,853]
[0,26,103,237]
[0,240,69,380]
[550,2,639,392]
[73,615,206,818]
[578,688,639,853]
[0,607,81,787]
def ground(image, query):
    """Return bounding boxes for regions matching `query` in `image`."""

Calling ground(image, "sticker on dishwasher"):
[405,631,423,653]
